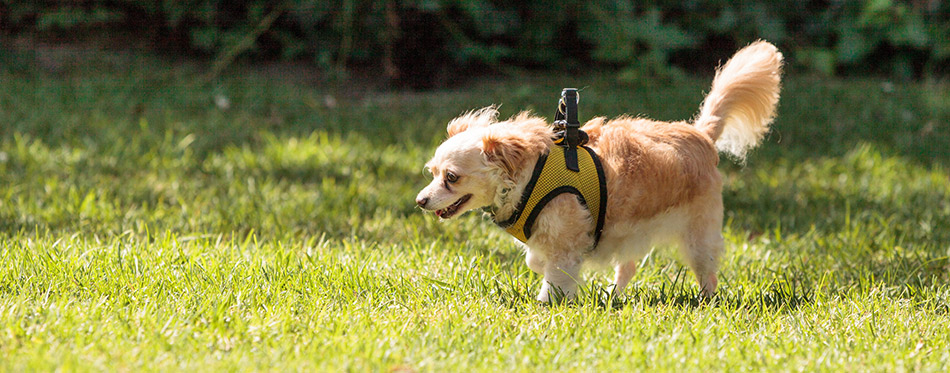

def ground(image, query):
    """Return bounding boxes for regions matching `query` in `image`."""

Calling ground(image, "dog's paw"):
[536,292,550,303]
[536,282,553,303]
[536,282,575,304]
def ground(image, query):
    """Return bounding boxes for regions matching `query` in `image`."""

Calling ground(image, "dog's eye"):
[446,172,459,183]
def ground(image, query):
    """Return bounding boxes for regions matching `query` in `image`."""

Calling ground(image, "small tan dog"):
[416,41,783,301]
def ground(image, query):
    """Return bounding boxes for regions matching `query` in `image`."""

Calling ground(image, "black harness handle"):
[553,88,586,171]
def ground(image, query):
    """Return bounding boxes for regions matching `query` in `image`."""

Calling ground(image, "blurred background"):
[2,0,948,89]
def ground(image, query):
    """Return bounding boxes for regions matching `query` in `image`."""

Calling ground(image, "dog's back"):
[584,118,720,223]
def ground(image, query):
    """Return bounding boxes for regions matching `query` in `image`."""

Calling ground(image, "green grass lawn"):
[1,51,950,371]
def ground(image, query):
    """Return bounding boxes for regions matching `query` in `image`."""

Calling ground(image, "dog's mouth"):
[435,194,472,219]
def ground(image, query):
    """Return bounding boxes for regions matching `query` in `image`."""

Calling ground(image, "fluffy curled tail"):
[694,40,783,160]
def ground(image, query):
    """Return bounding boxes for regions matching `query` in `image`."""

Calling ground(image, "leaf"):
[580,5,695,64]
[836,23,874,64]
[191,27,220,51]
[930,23,950,59]
[887,11,930,48]
[36,7,123,30]
[796,48,837,76]
[79,191,96,217]
[630,9,697,51]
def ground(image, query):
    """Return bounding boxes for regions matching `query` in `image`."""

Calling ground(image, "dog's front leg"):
[537,257,582,302]
[525,249,545,274]
[527,195,595,302]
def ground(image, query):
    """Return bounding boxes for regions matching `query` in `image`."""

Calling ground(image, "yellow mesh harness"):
[493,145,607,247]
[491,88,606,249]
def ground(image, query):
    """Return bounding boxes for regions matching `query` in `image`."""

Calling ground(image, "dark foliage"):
[3,0,948,87]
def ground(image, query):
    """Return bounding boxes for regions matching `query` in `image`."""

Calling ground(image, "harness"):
[493,89,608,249]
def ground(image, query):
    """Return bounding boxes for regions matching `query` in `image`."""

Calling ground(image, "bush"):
[3,0,948,87]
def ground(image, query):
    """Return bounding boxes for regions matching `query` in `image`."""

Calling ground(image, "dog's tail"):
[694,40,783,160]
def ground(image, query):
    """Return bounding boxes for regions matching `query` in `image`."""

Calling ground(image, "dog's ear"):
[481,127,529,177]
[447,106,498,137]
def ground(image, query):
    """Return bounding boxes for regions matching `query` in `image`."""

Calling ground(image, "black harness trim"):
[494,151,549,229]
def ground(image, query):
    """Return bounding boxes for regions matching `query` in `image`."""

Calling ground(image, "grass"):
[1,50,950,371]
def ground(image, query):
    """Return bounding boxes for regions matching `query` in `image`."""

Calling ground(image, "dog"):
[416,41,783,302]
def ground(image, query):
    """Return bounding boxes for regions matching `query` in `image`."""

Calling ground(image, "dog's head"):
[415,107,551,219]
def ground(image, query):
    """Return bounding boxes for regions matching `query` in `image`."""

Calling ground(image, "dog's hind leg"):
[681,194,725,298]
[613,260,638,294]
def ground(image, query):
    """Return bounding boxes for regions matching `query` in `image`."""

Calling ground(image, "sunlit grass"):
[1,53,949,370]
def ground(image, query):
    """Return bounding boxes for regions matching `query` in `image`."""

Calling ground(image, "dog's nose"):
[416,196,429,208]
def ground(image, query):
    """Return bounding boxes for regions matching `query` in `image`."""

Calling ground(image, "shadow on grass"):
[487,268,816,313]
[487,253,948,313]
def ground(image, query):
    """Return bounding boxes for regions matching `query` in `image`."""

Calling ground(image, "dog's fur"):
[416,41,783,301]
